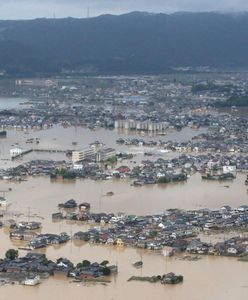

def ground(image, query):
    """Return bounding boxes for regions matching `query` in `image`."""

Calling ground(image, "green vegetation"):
[5,249,18,260]
[42,255,50,266]
[82,234,90,242]
[192,82,232,93]
[100,260,109,266]
[128,274,183,284]
[215,96,248,107]
[2,13,248,75]
[55,168,68,175]
[76,259,91,268]
[82,260,91,267]
[238,255,248,262]
[157,176,170,184]
[75,260,111,276]
[76,262,83,269]
[106,156,117,164]
[149,230,158,238]
[101,267,111,276]
[53,168,77,179]
[127,276,160,283]
[62,172,77,179]
[168,275,184,284]
[0,131,7,137]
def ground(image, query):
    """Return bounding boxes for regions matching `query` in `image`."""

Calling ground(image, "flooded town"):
[0,73,248,300]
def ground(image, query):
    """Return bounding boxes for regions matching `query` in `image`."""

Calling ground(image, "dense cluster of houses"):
[29,233,70,249]
[68,205,248,257]
[10,230,70,249]
[113,153,242,183]
[116,119,248,154]
[0,75,220,132]
[0,252,117,285]
[0,160,67,180]
[2,150,247,187]
[113,154,241,186]
[5,200,248,257]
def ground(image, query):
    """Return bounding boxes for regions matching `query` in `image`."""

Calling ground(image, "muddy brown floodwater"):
[0,121,247,299]
[1,173,247,217]
[0,173,247,299]
[0,245,247,300]
[0,124,207,168]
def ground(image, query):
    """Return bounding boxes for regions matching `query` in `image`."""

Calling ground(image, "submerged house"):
[63,199,77,209]
[0,197,7,207]
[79,202,91,212]
[116,238,124,247]
[23,275,40,286]
[10,230,37,241]
[162,246,174,257]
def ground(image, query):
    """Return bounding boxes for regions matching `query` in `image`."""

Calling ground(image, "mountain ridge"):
[0,12,248,75]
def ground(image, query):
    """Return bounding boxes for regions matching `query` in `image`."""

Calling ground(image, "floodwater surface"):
[0,123,247,300]
[0,173,247,300]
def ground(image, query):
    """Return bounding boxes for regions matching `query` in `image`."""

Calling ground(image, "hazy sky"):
[0,0,248,19]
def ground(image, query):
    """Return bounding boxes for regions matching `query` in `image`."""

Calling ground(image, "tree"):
[82,260,91,267]
[102,267,111,276]
[157,176,170,184]
[76,262,83,269]
[100,260,109,266]
[83,235,90,242]
[42,255,49,266]
[107,156,117,164]
[149,230,157,238]
[5,249,18,260]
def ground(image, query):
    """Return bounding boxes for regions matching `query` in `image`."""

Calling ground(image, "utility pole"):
[99,189,102,212]
[27,206,30,222]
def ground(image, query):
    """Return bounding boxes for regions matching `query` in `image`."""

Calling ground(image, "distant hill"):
[1,12,248,75]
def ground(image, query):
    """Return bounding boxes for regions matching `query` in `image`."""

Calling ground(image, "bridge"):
[11,148,67,160]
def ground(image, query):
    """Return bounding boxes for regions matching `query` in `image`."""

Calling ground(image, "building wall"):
[115,119,168,131]
[10,148,23,157]
[72,147,116,163]
[72,147,96,163]
[96,148,116,162]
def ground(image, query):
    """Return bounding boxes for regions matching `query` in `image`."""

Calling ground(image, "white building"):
[10,148,23,158]
[73,163,84,170]
[0,197,7,207]
[72,146,116,163]
[115,119,168,132]
[72,146,96,163]
[223,165,236,174]
[24,275,40,286]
